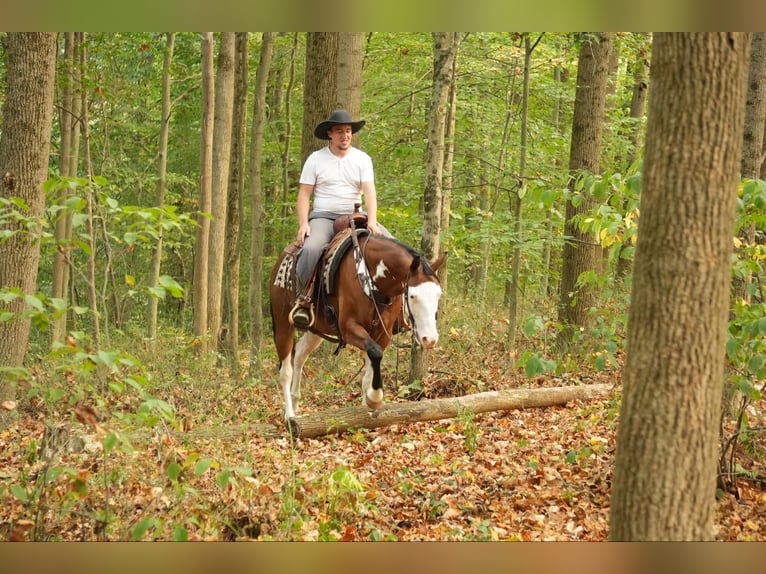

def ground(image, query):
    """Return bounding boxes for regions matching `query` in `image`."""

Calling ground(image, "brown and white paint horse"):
[269,231,445,422]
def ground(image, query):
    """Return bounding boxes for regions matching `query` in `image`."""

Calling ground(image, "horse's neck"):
[363,237,413,295]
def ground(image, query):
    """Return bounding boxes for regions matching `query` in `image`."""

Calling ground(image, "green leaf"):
[193,458,213,476]
[103,433,118,453]
[217,469,231,490]
[158,275,184,298]
[10,485,28,502]
[524,355,545,378]
[172,525,189,542]
[167,461,181,483]
[132,517,155,541]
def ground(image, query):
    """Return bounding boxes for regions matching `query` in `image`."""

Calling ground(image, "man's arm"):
[296,183,314,245]
[362,181,382,235]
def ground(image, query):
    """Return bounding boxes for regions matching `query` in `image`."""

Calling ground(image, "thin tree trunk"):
[147,33,175,346]
[78,33,100,350]
[193,32,214,354]
[221,32,248,375]
[51,33,77,346]
[279,33,298,235]
[439,44,459,304]
[609,32,749,541]
[248,32,276,379]
[207,32,236,358]
[411,32,459,384]
[507,34,542,348]
[616,33,650,280]
[734,32,766,303]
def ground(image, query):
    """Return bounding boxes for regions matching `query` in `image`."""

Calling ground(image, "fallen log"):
[289,383,614,439]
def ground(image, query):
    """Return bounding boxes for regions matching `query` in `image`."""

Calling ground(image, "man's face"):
[328,124,353,149]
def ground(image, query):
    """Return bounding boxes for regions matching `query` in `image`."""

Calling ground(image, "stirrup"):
[289,301,315,329]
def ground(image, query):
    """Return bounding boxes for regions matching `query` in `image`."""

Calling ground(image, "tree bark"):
[221,32,248,375]
[248,33,276,379]
[193,32,214,354]
[51,33,77,346]
[301,33,338,165]
[337,32,364,149]
[289,384,613,439]
[146,33,175,345]
[609,32,750,541]
[0,33,57,413]
[206,32,235,357]
[733,32,766,303]
[556,32,612,348]
[411,32,459,384]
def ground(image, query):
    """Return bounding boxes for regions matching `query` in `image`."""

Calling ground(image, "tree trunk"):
[248,32,276,379]
[616,33,650,280]
[51,33,78,346]
[221,32,248,375]
[147,33,175,345]
[206,32,235,357]
[78,33,101,350]
[439,43,459,304]
[609,32,749,541]
[301,33,338,164]
[193,32,214,354]
[733,32,766,303]
[0,33,57,414]
[337,32,364,149]
[556,32,612,349]
[411,32,459,384]
[289,384,612,439]
[507,34,541,348]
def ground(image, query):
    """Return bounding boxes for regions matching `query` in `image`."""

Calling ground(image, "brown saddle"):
[333,203,368,235]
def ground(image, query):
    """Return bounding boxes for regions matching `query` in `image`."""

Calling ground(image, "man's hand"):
[297,223,311,246]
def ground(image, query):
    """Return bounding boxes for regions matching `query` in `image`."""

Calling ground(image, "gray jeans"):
[295,213,392,285]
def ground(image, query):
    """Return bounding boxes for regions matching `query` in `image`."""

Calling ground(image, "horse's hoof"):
[364,389,384,410]
[285,417,300,437]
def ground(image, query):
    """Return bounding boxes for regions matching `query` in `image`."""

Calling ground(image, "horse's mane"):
[370,235,438,277]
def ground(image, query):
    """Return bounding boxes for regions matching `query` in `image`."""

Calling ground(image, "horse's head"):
[405,252,446,349]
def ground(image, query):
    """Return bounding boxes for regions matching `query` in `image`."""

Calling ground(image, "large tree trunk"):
[301,33,338,164]
[146,33,175,346]
[289,384,612,439]
[193,32,214,354]
[0,33,57,415]
[609,32,750,541]
[206,32,235,357]
[556,32,612,349]
[248,33,276,379]
[410,32,459,384]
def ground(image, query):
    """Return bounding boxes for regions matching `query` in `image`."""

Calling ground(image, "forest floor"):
[1,318,765,542]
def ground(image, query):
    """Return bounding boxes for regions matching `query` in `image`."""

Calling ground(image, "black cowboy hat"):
[314,109,366,140]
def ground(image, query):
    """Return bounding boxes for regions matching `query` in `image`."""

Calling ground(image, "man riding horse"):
[290,109,392,329]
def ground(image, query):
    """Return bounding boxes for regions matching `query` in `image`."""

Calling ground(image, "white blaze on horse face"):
[407,281,442,349]
[372,261,389,281]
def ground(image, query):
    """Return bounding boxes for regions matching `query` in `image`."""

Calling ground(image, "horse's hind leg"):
[290,331,323,414]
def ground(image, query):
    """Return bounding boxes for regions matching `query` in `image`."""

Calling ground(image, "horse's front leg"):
[360,353,384,410]
[290,331,323,414]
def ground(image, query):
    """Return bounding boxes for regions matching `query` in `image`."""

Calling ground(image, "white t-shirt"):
[300,146,374,215]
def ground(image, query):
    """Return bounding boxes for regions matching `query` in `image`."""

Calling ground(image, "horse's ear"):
[430,252,447,272]
[409,255,421,274]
